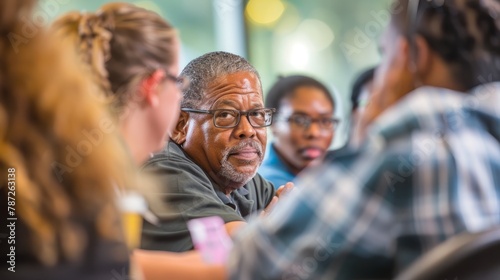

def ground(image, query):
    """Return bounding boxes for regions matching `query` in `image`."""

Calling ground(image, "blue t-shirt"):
[258,144,295,189]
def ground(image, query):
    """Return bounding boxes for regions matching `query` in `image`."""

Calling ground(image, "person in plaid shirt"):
[228,0,500,279]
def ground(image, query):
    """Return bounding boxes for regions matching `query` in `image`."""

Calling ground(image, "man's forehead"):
[200,71,263,105]
[218,98,261,106]
[208,71,262,91]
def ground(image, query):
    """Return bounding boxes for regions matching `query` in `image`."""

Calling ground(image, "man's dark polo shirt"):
[140,141,275,252]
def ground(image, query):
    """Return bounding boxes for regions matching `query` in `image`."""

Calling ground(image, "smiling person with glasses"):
[140,51,291,253]
[259,75,337,188]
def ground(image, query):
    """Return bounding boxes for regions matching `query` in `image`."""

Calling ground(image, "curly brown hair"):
[391,0,500,89]
[0,0,137,266]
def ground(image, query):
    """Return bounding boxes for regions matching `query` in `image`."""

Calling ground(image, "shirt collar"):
[214,186,253,217]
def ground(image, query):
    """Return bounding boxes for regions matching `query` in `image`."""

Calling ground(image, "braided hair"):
[52,3,177,114]
[392,0,500,89]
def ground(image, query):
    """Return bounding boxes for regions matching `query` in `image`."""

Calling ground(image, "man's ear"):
[139,69,165,107]
[171,111,189,145]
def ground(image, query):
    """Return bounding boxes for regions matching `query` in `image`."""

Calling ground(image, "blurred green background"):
[37,0,391,148]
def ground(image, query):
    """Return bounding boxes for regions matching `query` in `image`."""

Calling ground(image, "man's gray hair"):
[180,51,262,108]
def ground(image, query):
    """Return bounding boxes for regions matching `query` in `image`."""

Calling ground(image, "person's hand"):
[260,182,294,217]
[276,182,294,198]
[260,196,278,217]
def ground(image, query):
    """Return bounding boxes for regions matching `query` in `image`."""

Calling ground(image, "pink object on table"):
[187,216,233,264]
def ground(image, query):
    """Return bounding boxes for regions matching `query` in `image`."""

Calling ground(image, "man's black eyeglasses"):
[181,108,276,128]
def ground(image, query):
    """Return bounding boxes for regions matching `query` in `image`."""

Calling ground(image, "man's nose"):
[234,114,257,139]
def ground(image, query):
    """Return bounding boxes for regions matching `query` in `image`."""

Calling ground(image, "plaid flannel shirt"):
[228,83,500,280]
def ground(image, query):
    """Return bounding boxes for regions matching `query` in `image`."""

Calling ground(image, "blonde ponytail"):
[53,3,177,114]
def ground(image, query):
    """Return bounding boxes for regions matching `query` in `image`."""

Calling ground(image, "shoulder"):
[258,160,285,182]
[259,145,294,186]
[308,138,409,195]
[144,141,189,166]
[141,142,212,192]
[143,142,203,174]
[370,87,466,141]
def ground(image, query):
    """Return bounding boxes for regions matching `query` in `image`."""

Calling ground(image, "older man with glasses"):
[139,51,290,253]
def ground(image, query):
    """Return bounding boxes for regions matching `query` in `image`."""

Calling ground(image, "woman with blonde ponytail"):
[53,2,183,165]
[52,3,226,280]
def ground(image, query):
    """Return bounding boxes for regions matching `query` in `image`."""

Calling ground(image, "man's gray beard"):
[218,140,264,186]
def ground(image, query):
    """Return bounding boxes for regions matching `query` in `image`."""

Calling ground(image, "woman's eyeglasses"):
[165,73,189,91]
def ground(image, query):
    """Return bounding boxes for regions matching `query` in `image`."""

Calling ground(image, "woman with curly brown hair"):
[0,1,139,279]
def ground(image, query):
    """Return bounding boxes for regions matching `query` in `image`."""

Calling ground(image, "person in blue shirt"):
[258,75,338,188]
